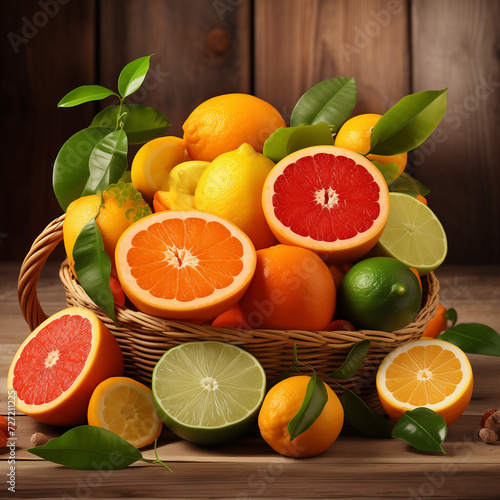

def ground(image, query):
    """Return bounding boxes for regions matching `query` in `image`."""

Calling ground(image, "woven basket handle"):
[18,214,66,331]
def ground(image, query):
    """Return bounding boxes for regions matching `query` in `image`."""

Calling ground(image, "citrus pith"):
[115,211,257,323]
[376,338,473,426]
[152,341,266,445]
[7,307,124,426]
[262,145,390,264]
[88,376,163,448]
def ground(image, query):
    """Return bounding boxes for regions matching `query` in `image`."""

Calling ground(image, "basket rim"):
[59,257,440,342]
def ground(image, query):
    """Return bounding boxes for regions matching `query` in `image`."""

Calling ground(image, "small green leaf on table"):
[73,214,116,323]
[340,387,391,439]
[90,104,170,144]
[288,373,329,441]
[438,323,500,356]
[290,77,357,132]
[388,172,430,197]
[328,340,371,380]
[53,127,113,211]
[81,129,128,197]
[369,88,447,156]
[58,85,118,108]
[28,426,171,471]
[118,54,154,99]
[392,407,447,453]
[263,122,333,163]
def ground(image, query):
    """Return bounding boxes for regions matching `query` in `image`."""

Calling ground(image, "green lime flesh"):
[370,192,447,275]
[337,256,422,332]
[152,341,266,445]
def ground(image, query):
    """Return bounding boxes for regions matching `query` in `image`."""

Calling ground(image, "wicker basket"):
[18,214,440,412]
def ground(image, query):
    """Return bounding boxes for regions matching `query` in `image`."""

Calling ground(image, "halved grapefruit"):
[262,145,390,264]
[7,307,124,426]
[115,211,257,323]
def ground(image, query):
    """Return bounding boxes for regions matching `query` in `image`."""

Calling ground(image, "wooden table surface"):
[1,262,499,499]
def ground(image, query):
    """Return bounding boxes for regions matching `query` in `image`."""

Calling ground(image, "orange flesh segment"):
[385,345,464,406]
[127,217,244,302]
[272,153,381,242]
[13,315,92,405]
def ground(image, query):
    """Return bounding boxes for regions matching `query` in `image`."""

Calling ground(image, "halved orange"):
[376,338,473,426]
[7,307,124,426]
[115,211,257,323]
[88,377,163,449]
[262,145,390,264]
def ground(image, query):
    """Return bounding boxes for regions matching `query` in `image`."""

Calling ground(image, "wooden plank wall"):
[1,0,499,265]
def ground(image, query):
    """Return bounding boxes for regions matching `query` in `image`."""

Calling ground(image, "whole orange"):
[258,375,344,458]
[422,303,448,338]
[239,244,336,331]
[335,113,407,176]
[182,93,286,162]
[63,182,151,276]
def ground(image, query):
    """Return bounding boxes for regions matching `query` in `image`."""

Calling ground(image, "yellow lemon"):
[131,136,189,202]
[194,143,277,250]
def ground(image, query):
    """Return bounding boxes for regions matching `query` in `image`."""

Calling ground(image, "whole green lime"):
[336,257,422,331]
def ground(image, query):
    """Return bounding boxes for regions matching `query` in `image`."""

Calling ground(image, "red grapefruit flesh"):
[7,307,124,426]
[262,146,390,264]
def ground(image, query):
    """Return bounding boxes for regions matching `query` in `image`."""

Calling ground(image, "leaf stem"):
[140,439,173,471]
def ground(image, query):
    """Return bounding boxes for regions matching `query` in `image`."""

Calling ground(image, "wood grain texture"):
[99,0,251,138]
[254,0,410,122]
[1,262,500,498]
[411,0,500,264]
[0,0,96,262]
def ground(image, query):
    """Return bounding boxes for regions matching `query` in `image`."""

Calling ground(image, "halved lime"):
[371,192,447,275]
[152,341,266,445]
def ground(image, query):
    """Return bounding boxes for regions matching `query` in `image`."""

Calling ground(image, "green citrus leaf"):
[28,426,142,470]
[438,323,500,356]
[392,407,447,453]
[444,307,458,326]
[90,104,170,144]
[369,89,447,155]
[58,85,118,108]
[118,54,154,99]
[81,129,128,197]
[73,213,116,323]
[371,161,401,185]
[290,77,357,132]
[328,340,371,380]
[388,172,430,197]
[340,386,391,439]
[263,122,333,163]
[53,127,113,211]
[288,374,328,441]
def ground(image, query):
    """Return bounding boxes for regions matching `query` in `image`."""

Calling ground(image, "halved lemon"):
[376,338,473,426]
[88,377,163,448]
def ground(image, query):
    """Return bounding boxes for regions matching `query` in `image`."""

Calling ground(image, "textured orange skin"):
[239,244,336,331]
[262,146,390,265]
[182,93,286,162]
[7,308,124,427]
[258,376,344,458]
[421,304,448,338]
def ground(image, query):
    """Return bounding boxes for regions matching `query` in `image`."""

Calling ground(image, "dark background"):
[1,0,499,264]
